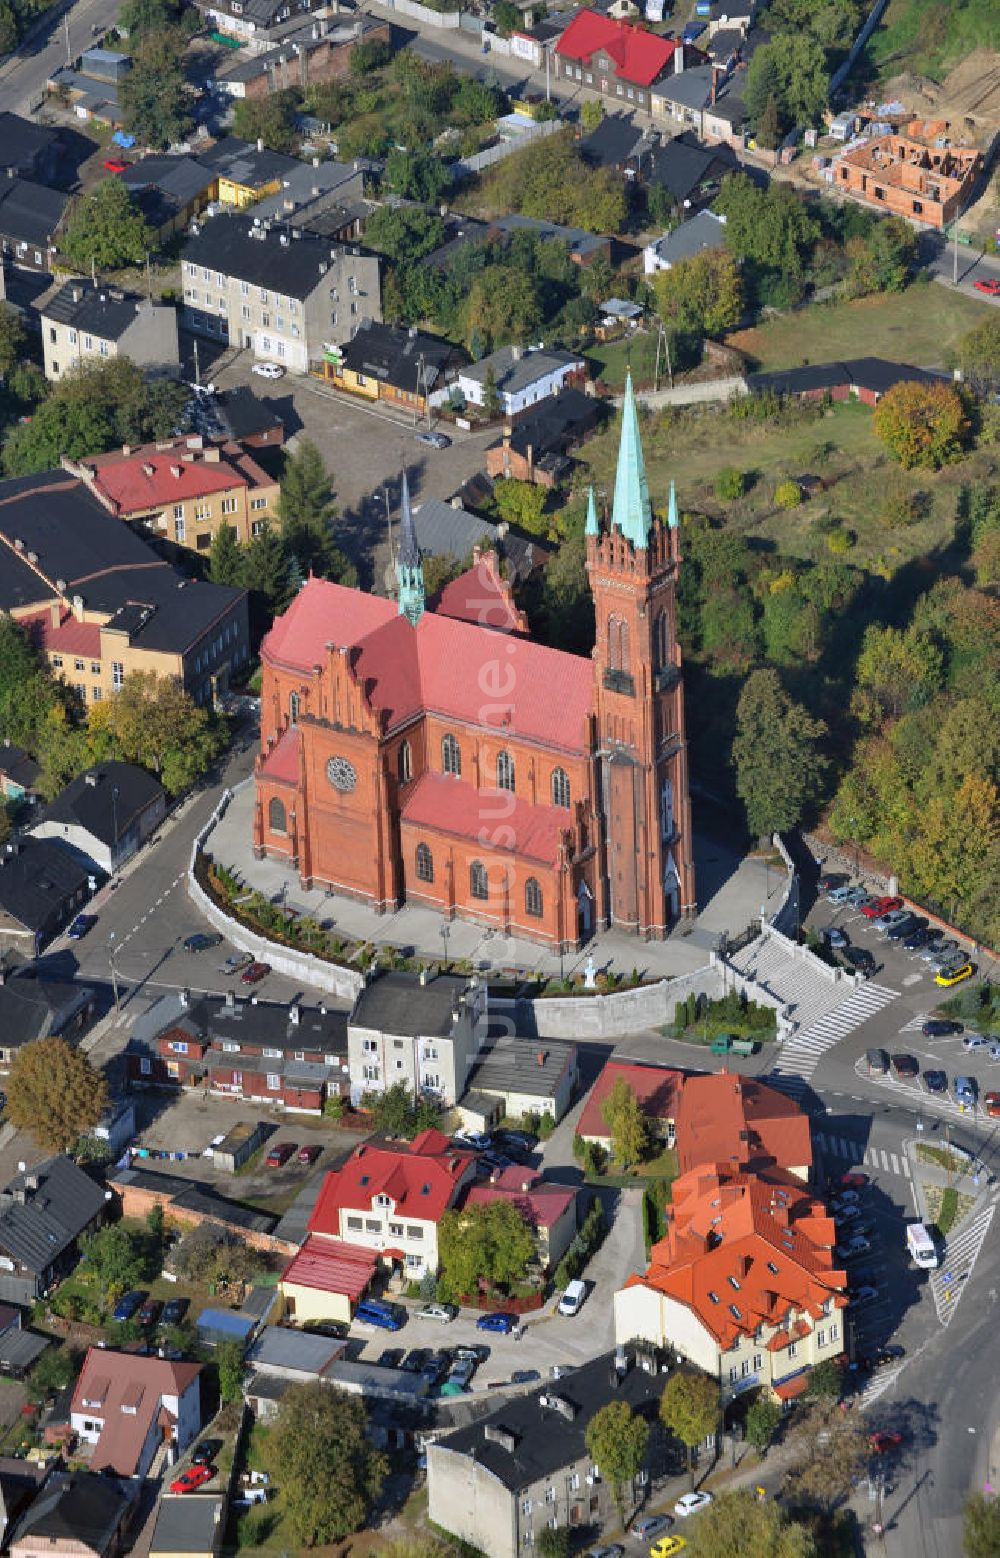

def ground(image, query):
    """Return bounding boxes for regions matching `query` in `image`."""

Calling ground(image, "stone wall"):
[113,1176,298,1259]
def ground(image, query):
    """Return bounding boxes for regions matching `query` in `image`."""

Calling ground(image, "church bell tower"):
[586,372,696,936]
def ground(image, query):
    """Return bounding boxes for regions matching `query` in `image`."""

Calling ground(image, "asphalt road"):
[0,0,120,116]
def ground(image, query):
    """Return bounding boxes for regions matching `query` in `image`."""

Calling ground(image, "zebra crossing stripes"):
[767,982,899,1101]
[928,1207,995,1326]
[899,1013,931,1033]
[813,1132,911,1179]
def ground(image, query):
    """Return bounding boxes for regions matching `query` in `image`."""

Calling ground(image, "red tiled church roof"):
[556,9,681,86]
[401,773,571,864]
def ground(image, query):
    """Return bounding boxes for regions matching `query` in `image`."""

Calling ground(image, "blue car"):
[67,913,97,940]
[354,1299,404,1331]
[477,1311,517,1334]
[113,1290,147,1323]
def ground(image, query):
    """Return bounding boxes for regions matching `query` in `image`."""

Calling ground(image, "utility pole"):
[108,934,120,1015]
[193,337,201,387]
[545,45,550,102]
[653,321,673,392]
[63,11,71,66]
[953,223,960,286]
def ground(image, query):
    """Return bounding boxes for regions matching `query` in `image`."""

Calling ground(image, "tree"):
[350,35,391,73]
[965,1492,1000,1558]
[716,174,818,280]
[208,523,244,586]
[272,1382,386,1546]
[478,130,625,235]
[438,1200,535,1296]
[385,148,451,204]
[956,315,1000,396]
[81,1223,151,1298]
[363,205,445,263]
[91,670,226,794]
[0,617,61,752]
[0,302,24,380]
[744,34,828,129]
[7,1038,107,1153]
[684,1491,817,1557]
[873,380,970,470]
[119,0,188,39]
[242,520,294,610]
[466,266,542,350]
[0,2,17,52]
[600,1077,649,1168]
[28,1345,77,1402]
[659,1370,721,1478]
[277,438,351,580]
[62,178,153,271]
[536,1531,570,1558]
[757,94,781,150]
[233,91,299,153]
[652,248,744,339]
[493,477,547,536]
[217,1339,246,1404]
[361,1080,440,1139]
[581,98,605,134]
[585,1400,649,1524]
[803,1358,842,1401]
[492,0,521,34]
[847,214,917,296]
[482,364,501,420]
[119,27,192,149]
[785,1400,868,1514]
[732,669,828,839]
[3,397,112,476]
[744,1396,782,1455]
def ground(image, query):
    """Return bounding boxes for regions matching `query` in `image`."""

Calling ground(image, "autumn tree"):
[784,1400,868,1515]
[438,1199,535,1297]
[119,26,193,148]
[0,302,24,379]
[217,1339,246,1403]
[88,671,226,794]
[81,1223,152,1301]
[744,1395,782,1455]
[584,1400,649,1524]
[652,248,744,340]
[956,314,1000,396]
[873,380,970,470]
[271,1382,386,1546]
[466,266,542,351]
[600,1077,650,1169]
[965,1492,1000,1558]
[62,179,153,272]
[732,669,828,839]
[7,1038,107,1152]
[493,477,547,536]
[684,1491,817,1557]
[660,1370,721,1480]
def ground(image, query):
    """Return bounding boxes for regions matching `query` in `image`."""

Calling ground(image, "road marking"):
[890,1152,900,1175]
[929,1208,995,1326]
[900,1014,930,1032]
[902,973,923,987]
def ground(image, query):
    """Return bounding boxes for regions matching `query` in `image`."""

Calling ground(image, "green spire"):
[585,484,599,537]
[667,478,678,529]
[611,370,652,549]
[396,472,425,627]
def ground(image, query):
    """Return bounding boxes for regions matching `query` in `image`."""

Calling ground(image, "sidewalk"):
[207,781,785,983]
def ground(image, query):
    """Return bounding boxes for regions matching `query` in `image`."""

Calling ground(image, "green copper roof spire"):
[610,370,652,549]
[396,472,425,627]
[585,484,599,537]
[667,478,678,529]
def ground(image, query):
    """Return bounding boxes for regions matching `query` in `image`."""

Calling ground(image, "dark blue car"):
[477,1311,517,1334]
[113,1290,147,1322]
[67,914,97,940]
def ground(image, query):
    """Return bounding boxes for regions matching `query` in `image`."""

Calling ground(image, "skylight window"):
[728,1276,741,1290]
[708,1291,720,1303]
[359,1174,370,1185]
[729,1304,742,1319]
[767,1260,779,1274]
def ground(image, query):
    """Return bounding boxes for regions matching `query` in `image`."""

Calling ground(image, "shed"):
[80,48,131,82]
[195,1308,257,1348]
[211,1120,271,1173]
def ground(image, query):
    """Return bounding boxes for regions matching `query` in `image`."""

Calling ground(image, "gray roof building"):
[0,177,68,266]
[41,277,173,345]
[245,1324,344,1378]
[110,1165,278,1236]
[195,135,300,190]
[644,209,728,271]
[0,113,60,180]
[337,319,465,397]
[466,1036,577,1104]
[9,1471,136,1555]
[0,744,40,795]
[0,837,92,956]
[32,762,165,865]
[492,213,610,264]
[149,1495,225,1557]
[182,215,349,297]
[0,1155,107,1300]
[248,158,365,228]
[0,966,96,1059]
[351,969,471,1039]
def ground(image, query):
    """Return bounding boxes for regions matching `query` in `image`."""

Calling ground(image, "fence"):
[829,0,891,95]
[630,376,749,410]
[377,0,462,27]
[768,832,800,940]
[455,116,562,176]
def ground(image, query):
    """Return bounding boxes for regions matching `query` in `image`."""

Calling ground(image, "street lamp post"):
[439,920,450,969]
[111,783,119,875]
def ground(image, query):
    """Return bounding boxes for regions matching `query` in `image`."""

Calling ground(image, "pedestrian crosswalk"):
[928,1207,995,1326]
[899,1013,930,1033]
[767,981,899,1101]
[813,1131,911,1179]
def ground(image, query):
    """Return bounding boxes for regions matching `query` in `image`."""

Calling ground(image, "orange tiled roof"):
[674,1071,813,1177]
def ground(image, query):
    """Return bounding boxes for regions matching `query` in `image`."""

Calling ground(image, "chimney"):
[257,137,265,152]
[289,1002,301,1025]
[71,595,85,622]
[536,1049,546,1067]
[179,988,190,1008]
[85,772,98,787]
[141,462,154,476]
[72,286,82,303]
[510,344,522,362]
[49,602,61,630]
[170,464,182,478]
[674,42,684,72]
[419,968,428,987]
[711,64,720,104]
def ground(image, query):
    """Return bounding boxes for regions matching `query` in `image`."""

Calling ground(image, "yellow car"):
[935,963,974,987]
[650,1538,687,1558]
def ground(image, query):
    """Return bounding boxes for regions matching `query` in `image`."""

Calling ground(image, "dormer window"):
[359,1174,370,1186]
[767,1260,779,1274]
[375,1194,391,1208]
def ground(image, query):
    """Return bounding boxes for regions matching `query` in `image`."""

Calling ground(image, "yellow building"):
[196,135,300,208]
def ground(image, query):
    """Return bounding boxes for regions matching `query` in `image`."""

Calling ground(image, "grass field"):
[861,0,1000,82]
[726,284,995,373]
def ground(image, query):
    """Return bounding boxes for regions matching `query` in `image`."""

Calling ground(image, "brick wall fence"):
[113,1177,298,1259]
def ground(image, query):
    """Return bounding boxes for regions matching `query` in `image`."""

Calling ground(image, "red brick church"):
[252,375,696,949]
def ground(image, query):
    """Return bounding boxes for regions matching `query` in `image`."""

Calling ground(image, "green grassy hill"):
[864,0,1000,83]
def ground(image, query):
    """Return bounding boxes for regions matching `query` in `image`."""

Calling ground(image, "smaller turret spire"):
[585,484,599,537]
[610,370,652,549]
[667,479,678,529]
[396,472,425,626]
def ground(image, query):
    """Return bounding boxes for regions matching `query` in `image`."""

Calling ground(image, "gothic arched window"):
[496,749,515,792]
[398,740,412,784]
[525,877,543,918]
[608,614,630,672]
[654,609,671,671]
[268,797,287,834]
[551,767,571,809]
[470,860,489,900]
[442,733,462,776]
[415,842,433,882]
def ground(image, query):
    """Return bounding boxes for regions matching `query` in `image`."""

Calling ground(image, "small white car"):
[674,1492,713,1518]
[416,1303,457,1324]
[252,362,284,379]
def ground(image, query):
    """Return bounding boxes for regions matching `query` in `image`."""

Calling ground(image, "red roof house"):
[70,1349,202,1479]
[577,1060,682,1145]
[555,11,701,107]
[674,1072,813,1181]
[464,1166,579,1271]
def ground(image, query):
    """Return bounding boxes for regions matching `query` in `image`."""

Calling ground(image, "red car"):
[170,1464,215,1493]
[103,158,128,172]
[265,1142,297,1167]
[985,1092,1000,1119]
[240,960,271,984]
[974,278,1000,296]
[869,1430,904,1454]
[297,1144,322,1165]
[860,895,902,919]
[838,1172,868,1189]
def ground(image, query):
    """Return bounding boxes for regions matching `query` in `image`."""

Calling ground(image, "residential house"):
[745,356,945,406]
[241,157,366,235]
[30,762,166,876]
[507,16,564,72]
[47,49,131,129]
[0,114,61,181]
[643,209,728,273]
[576,1059,682,1149]
[193,0,328,44]
[181,213,380,370]
[71,1349,202,1478]
[8,1472,137,1558]
[427,1348,664,1558]
[348,969,488,1108]
[326,318,464,408]
[555,11,704,114]
[832,123,980,228]
[0,963,97,1070]
[458,346,586,420]
[0,1154,108,1304]
[412,498,548,582]
[0,745,40,803]
[491,214,612,268]
[675,1072,813,1180]
[460,1037,578,1130]
[650,61,744,142]
[0,1458,49,1549]
[38,279,179,384]
[0,1304,50,1378]
[126,988,349,1112]
[486,386,602,488]
[149,1496,225,1558]
[67,433,281,550]
[194,136,301,208]
[281,1129,477,1317]
[120,157,216,243]
[217,16,391,100]
[578,111,647,173]
[0,469,250,708]
[464,1167,578,1272]
[644,130,740,208]
[0,838,93,959]
[0,177,69,275]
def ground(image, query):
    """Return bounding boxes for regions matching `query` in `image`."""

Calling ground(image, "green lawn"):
[860,0,1000,82]
[727,284,994,373]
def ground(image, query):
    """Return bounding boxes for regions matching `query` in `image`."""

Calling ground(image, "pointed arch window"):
[551,767,570,809]
[415,842,433,882]
[654,609,671,671]
[496,749,515,792]
[442,733,462,776]
[398,740,412,784]
[608,615,630,672]
[525,877,543,918]
[470,860,489,900]
[268,797,287,834]
[289,691,300,724]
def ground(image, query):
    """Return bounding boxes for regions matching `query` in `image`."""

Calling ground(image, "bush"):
[826,526,855,553]
[538,1113,555,1140]
[774,479,802,509]
[715,467,747,502]
[324,1094,345,1121]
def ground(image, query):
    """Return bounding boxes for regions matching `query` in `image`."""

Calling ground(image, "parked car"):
[922,939,958,964]
[183,931,223,952]
[219,951,253,974]
[887,914,926,941]
[630,1516,674,1541]
[890,1053,919,1079]
[417,1303,457,1325]
[903,927,935,951]
[113,1290,146,1322]
[161,1297,188,1326]
[963,1034,991,1051]
[844,946,876,974]
[588,1547,625,1558]
[241,960,271,984]
[420,1350,451,1387]
[876,908,910,933]
[354,1299,403,1331]
[835,1236,871,1259]
[67,913,97,940]
[861,895,902,919]
[454,1344,489,1364]
[974,278,1000,296]
[835,1203,862,1224]
[820,873,847,893]
[414,429,450,449]
[650,1538,687,1558]
[191,1439,223,1466]
[923,1019,963,1037]
[869,1430,904,1453]
[937,963,975,987]
[955,1075,978,1105]
[441,1357,476,1395]
[103,158,128,172]
[252,362,284,379]
[138,1298,162,1327]
[170,1464,215,1494]
[831,1186,860,1203]
[843,886,871,905]
[378,1347,405,1368]
[302,1320,348,1340]
[985,1092,1000,1118]
[453,1131,492,1151]
[297,1144,322,1165]
[401,1349,432,1374]
[849,1284,878,1305]
[674,1492,713,1518]
[265,1142,297,1167]
[838,1172,868,1189]
[873,1345,905,1365]
[477,1311,517,1333]
[821,926,849,948]
[495,1129,538,1153]
[923,1070,948,1094]
[866,1048,890,1075]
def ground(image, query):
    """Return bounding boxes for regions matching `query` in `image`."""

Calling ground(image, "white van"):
[906,1220,939,1270]
[558,1279,587,1316]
